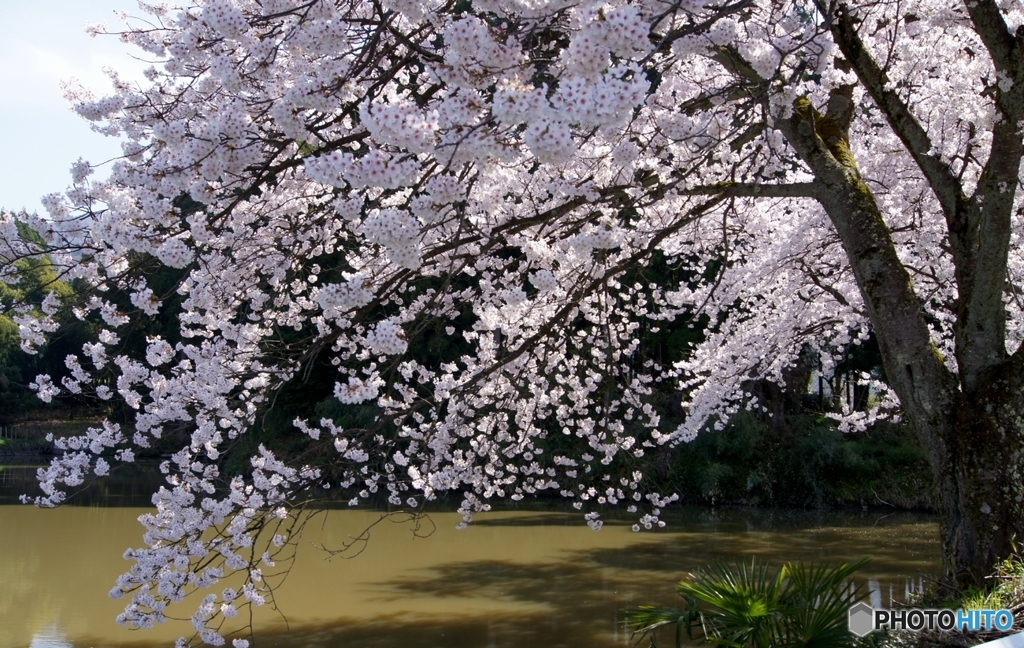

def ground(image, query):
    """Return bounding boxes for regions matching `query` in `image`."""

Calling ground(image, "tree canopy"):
[4,0,1024,643]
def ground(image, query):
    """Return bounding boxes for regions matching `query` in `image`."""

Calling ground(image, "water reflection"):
[28,627,72,648]
[0,463,166,507]
[0,463,941,648]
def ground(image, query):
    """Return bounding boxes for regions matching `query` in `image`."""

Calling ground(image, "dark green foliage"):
[0,212,88,420]
[656,414,931,509]
[221,356,348,476]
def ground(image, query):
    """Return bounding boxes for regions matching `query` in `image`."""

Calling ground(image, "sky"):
[0,0,149,217]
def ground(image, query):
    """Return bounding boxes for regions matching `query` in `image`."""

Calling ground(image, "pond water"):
[0,462,941,648]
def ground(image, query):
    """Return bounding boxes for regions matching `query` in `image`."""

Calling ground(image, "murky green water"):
[0,463,940,648]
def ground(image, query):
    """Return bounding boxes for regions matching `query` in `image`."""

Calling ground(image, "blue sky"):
[0,1,147,216]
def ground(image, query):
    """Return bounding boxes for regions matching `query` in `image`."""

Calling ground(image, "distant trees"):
[0,212,76,417]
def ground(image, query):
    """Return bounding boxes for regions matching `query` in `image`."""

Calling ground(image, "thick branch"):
[955,116,1021,384]
[777,97,958,473]
[678,182,819,199]
[831,1,1024,390]
[962,0,1019,77]
[953,4,1024,385]
[830,3,969,241]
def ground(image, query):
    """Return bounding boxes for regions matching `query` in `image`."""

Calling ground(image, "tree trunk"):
[928,355,1024,585]
[813,2,1024,586]
[776,88,1024,588]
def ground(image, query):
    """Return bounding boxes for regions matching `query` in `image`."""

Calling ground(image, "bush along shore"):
[0,412,107,458]
[652,413,933,511]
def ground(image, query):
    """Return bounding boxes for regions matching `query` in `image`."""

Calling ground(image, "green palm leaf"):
[626,604,701,648]
[777,558,869,648]
[675,559,788,648]
[627,557,869,648]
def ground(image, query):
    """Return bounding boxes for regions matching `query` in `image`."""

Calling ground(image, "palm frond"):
[626,556,870,648]
[626,604,700,648]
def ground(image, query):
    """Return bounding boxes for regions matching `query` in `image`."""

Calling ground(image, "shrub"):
[627,557,869,648]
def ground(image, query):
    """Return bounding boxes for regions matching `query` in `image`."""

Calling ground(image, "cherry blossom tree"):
[4,0,1024,642]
